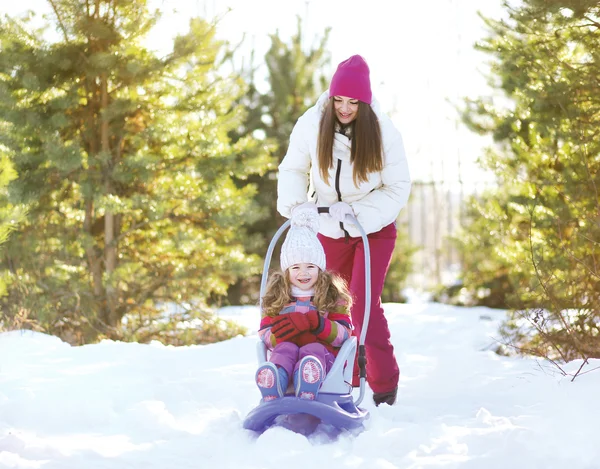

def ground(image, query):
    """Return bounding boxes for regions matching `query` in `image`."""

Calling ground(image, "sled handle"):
[259,207,371,407]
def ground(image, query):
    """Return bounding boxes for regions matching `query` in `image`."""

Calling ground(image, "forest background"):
[0,0,598,370]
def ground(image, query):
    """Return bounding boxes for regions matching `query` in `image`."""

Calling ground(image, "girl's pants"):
[318,222,399,394]
[269,342,335,382]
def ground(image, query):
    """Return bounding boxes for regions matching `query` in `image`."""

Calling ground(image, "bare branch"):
[575,364,600,378]
[570,359,590,382]
[47,0,70,43]
[582,15,600,29]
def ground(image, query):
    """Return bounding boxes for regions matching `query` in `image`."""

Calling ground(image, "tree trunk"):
[84,199,105,298]
[84,75,104,307]
[101,71,118,327]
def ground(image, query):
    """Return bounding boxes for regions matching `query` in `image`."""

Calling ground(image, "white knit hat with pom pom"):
[280,207,326,272]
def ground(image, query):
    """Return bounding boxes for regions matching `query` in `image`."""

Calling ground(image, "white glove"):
[329,202,354,223]
[291,201,318,216]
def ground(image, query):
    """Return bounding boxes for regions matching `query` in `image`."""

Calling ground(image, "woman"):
[276,54,411,406]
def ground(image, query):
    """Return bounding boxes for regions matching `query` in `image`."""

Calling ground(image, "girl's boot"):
[294,355,324,400]
[255,362,288,402]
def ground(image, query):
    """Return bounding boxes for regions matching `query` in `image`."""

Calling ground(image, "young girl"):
[255,205,353,402]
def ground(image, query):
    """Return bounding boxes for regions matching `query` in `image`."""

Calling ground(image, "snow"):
[1,302,599,469]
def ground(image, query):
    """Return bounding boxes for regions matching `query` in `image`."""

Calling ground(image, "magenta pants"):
[318,223,400,394]
[269,342,335,379]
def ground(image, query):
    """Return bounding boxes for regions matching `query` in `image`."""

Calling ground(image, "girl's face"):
[288,263,319,291]
[333,95,359,124]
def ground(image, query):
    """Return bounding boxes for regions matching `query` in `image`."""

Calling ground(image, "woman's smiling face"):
[288,263,319,291]
[333,95,359,124]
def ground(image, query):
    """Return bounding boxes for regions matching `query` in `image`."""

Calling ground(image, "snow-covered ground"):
[1,302,599,469]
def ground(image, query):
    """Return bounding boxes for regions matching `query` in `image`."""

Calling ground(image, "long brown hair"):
[318,99,383,186]
[261,269,353,317]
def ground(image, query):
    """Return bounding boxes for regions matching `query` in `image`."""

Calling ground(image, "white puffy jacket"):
[277,91,412,238]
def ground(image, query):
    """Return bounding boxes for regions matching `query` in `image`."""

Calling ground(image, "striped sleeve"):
[313,306,353,348]
[258,315,277,350]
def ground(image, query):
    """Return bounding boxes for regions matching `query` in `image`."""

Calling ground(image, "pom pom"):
[281,207,326,271]
[291,207,320,233]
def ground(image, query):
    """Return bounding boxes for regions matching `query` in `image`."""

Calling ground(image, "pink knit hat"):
[329,55,372,104]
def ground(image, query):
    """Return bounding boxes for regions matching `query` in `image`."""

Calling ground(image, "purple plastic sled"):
[243,391,368,433]
[243,210,373,434]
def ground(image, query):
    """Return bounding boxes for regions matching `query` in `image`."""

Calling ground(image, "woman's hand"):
[329,202,354,223]
[291,201,318,215]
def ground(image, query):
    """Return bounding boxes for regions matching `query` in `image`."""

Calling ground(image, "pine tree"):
[459,0,600,360]
[0,146,26,302]
[0,1,270,343]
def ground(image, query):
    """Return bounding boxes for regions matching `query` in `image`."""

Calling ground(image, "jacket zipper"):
[335,159,350,242]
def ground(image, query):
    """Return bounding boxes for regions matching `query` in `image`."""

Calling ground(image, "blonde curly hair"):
[261,269,353,318]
